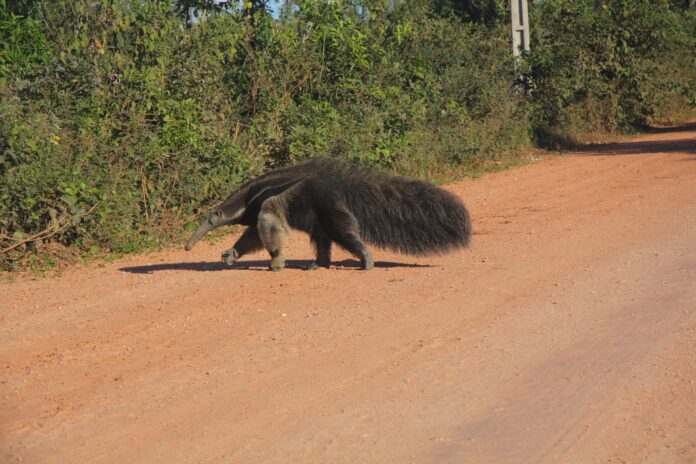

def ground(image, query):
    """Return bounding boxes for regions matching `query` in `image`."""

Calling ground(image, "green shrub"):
[527,0,696,144]
[0,0,694,270]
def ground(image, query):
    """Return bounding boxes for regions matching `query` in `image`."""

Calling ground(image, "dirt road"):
[2,125,696,463]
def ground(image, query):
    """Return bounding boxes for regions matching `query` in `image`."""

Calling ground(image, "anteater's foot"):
[269,252,285,272]
[305,261,331,271]
[221,248,239,266]
[360,250,374,270]
[306,258,330,270]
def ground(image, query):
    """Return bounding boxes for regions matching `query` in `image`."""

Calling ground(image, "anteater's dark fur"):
[185,158,471,271]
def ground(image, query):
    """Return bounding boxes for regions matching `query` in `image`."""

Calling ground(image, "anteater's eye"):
[217,210,223,217]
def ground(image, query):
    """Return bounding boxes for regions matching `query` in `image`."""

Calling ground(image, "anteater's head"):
[185,167,305,251]
[184,191,247,251]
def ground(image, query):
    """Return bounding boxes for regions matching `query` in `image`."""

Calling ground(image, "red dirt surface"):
[2,124,696,463]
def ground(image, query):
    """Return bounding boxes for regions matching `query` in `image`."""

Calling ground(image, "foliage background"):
[1,0,695,270]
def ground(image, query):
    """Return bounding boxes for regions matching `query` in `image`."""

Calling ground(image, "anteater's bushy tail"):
[309,160,472,256]
[355,176,471,255]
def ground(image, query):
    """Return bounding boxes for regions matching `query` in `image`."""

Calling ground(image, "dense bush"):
[0,0,694,270]
[526,0,696,144]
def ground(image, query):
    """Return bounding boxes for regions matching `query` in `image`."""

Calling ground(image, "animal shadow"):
[119,259,433,274]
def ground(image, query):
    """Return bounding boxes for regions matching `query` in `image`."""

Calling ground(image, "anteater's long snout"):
[185,216,216,251]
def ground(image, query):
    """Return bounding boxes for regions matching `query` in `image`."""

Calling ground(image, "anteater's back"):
[301,158,471,256]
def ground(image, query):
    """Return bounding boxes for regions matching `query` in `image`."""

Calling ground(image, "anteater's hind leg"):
[257,198,291,272]
[307,225,332,270]
[328,208,373,270]
[221,226,263,266]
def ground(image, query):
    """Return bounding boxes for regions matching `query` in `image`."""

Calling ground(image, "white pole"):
[511,0,530,58]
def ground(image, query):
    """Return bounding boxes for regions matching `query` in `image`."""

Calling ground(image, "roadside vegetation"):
[1,0,695,271]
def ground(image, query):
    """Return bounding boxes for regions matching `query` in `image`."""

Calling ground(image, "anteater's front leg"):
[257,201,290,272]
[222,226,263,266]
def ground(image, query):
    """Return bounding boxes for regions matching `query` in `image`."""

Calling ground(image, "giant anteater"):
[185,158,471,271]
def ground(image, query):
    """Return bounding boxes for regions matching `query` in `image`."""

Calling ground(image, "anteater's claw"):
[221,250,238,266]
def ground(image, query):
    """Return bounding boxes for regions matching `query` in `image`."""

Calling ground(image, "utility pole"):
[510,0,530,58]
